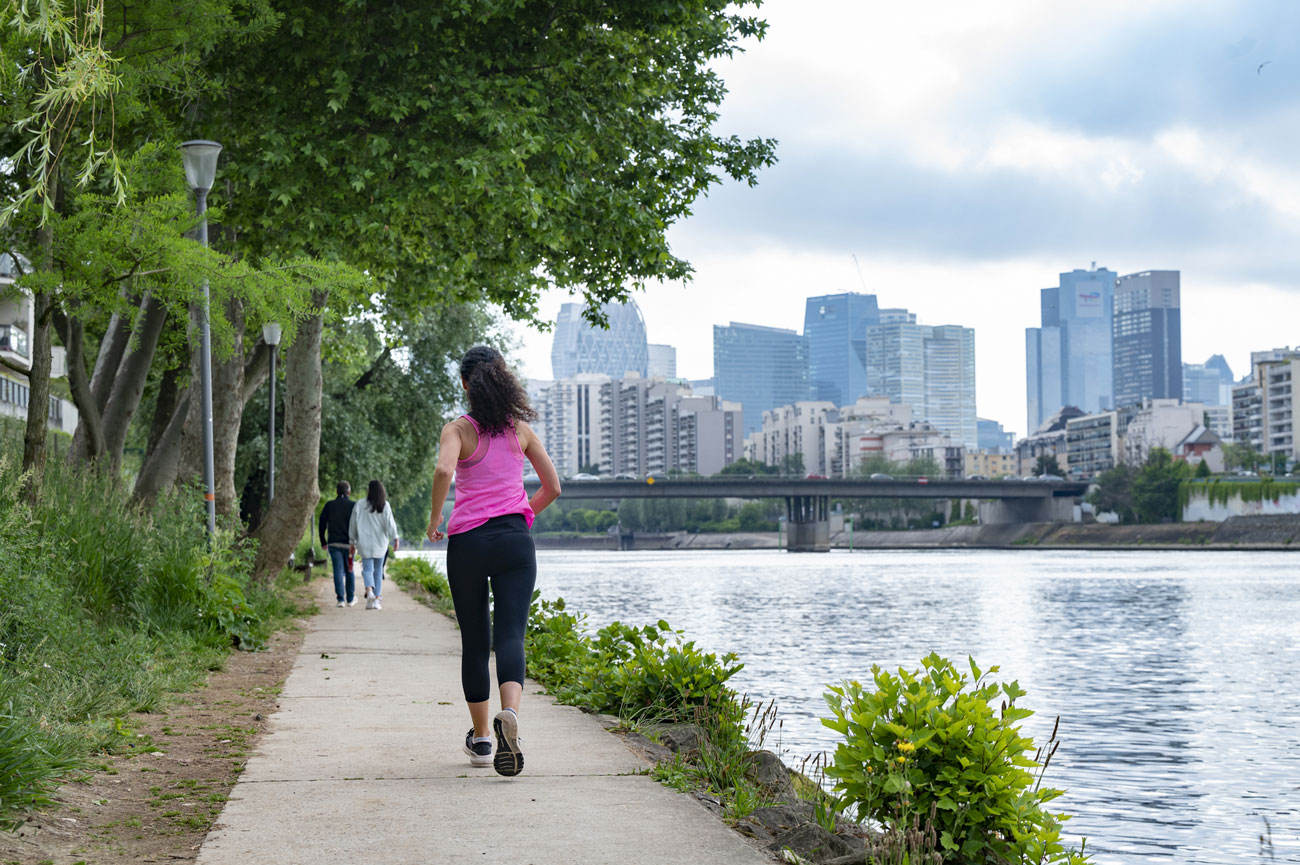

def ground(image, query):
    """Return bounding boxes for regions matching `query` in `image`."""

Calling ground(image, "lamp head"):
[262,321,283,347]
[179,140,223,192]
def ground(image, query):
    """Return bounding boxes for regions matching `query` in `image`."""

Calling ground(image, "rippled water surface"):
[423,548,1300,862]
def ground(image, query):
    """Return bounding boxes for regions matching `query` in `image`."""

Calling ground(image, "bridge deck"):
[444,477,1088,500]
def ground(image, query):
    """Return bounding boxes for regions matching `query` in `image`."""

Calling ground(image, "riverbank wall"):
[529,514,1300,551]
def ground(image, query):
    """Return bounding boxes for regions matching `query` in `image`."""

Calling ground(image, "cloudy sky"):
[509,0,1300,437]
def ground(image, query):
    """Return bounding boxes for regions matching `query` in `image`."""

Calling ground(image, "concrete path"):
[196,577,772,865]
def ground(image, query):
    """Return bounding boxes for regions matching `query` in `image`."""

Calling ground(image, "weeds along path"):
[0,618,306,865]
[194,577,771,865]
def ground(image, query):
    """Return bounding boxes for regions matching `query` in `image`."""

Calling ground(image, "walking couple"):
[319,479,400,610]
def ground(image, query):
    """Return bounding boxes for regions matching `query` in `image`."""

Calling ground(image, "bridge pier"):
[786,495,830,552]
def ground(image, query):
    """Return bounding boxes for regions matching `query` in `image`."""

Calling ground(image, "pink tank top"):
[447,415,535,535]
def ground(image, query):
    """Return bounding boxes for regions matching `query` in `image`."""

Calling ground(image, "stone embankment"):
[530,515,1300,551]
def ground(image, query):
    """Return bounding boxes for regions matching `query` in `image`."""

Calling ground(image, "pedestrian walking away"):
[319,481,357,607]
[349,480,400,610]
[426,345,561,777]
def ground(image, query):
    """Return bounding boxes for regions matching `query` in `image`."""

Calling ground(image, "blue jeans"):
[362,557,385,597]
[329,547,354,603]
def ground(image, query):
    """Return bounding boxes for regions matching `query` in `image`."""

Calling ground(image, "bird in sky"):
[1258,60,1272,75]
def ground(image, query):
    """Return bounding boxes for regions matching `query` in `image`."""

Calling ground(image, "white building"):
[538,373,739,478]
[866,321,977,449]
[1123,399,1207,464]
[1,254,78,435]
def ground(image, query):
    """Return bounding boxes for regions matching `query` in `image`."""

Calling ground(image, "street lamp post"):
[180,140,223,539]
[262,322,282,502]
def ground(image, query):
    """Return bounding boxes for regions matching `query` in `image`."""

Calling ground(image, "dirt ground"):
[0,594,312,865]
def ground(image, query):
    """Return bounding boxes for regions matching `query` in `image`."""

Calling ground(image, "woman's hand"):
[427,523,445,543]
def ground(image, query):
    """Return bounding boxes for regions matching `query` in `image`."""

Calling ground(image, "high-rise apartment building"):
[647,343,677,378]
[713,322,812,435]
[1113,270,1181,408]
[866,321,976,448]
[539,374,740,478]
[1232,351,1300,463]
[550,299,649,379]
[1025,265,1117,433]
[803,292,880,406]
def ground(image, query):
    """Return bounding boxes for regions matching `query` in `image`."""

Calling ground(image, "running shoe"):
[463,729,493,767]
[493,709,524,777]
[336,601,345,608]
[374,598,382,610]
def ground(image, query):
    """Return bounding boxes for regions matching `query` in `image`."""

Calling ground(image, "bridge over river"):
[450,477,1090,552]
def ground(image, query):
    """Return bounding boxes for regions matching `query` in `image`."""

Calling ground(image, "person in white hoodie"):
[349,479,400,609]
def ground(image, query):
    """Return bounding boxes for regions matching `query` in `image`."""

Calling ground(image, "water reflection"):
[418,548,1300,863]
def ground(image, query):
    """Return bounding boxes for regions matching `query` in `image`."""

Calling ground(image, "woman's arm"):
[348,501,359,547]
[519,421,561,515]
[386,502,400,551]
[426,421,463,542]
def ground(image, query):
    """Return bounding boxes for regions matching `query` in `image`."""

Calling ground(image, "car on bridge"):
[869,473,893,480]
[571,472,600,480]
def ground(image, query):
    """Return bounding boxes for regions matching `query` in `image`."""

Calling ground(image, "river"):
[418,547,1300,863]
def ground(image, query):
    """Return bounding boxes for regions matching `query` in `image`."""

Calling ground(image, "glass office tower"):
[803,292,880,407]
[550,299,649,380]
[1025,264,1116,432]
[713,322,812,436]
[1113,270,1182,407]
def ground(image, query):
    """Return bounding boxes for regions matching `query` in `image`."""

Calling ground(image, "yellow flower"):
[895,755,907,764]
[898,741,916,753]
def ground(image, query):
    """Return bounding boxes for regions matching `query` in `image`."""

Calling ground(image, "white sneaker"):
[336,601,345,608]
[365,597,377,610]
[364,586,375,600]
[347,598,358,607]
[374,598,382,610]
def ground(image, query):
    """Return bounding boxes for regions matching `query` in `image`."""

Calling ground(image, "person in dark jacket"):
[319,481,357,607]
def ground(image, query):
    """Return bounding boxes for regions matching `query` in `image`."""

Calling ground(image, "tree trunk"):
[146,363,181,459]
[54,311,106,463]
[69,300,131,463]
[133,389,189,505]
[102,292,168,469]
[211,297,245,517]
[252,294,326,583]
[20,292,54,503]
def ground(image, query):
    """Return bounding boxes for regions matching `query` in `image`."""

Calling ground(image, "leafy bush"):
[822,653,1089,864]
[0,430,293,829]
[524,595,742,720]
[387,556,450,597]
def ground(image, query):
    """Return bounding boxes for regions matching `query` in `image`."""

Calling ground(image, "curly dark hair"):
[459,345,537,436]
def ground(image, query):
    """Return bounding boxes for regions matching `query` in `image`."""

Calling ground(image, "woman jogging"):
[426,346,560,777]
[349,479,400,609]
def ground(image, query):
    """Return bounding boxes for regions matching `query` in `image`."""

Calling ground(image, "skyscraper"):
[713,322,812,435]
[803,292,880,406]
[550,299,649,380]
[867,321,977,448]
[1025,265,1116,433]
[647,343,677,378]
[1113,270,1181,408]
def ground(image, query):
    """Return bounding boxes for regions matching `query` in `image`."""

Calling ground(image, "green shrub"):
[822,653,1089,864]
[0,433,293,829]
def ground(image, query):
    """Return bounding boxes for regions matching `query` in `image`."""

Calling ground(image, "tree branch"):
[353,345,392,391]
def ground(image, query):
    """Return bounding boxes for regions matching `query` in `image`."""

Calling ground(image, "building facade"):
[1113,270,1182,408]
[964,450,1018,478]
[1122,399,1205,465]
[803,292,880,406]
[1232,352,1300,464]
[977,418,1015,453]
[713,322,812,436]
[646,343,677,378]
[1,254,77,434]
[550,299,649,380]
[867,321,976,449]
[539,374,740,479]
[1026,265,1117,433]
[1064,410,1127,479]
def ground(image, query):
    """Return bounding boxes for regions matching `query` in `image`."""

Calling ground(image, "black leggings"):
[445,514,537,704]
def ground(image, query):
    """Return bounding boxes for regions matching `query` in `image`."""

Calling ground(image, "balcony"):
[0,323,29,359]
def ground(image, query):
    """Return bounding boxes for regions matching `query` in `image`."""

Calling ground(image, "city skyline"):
[508,1,1300,437]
